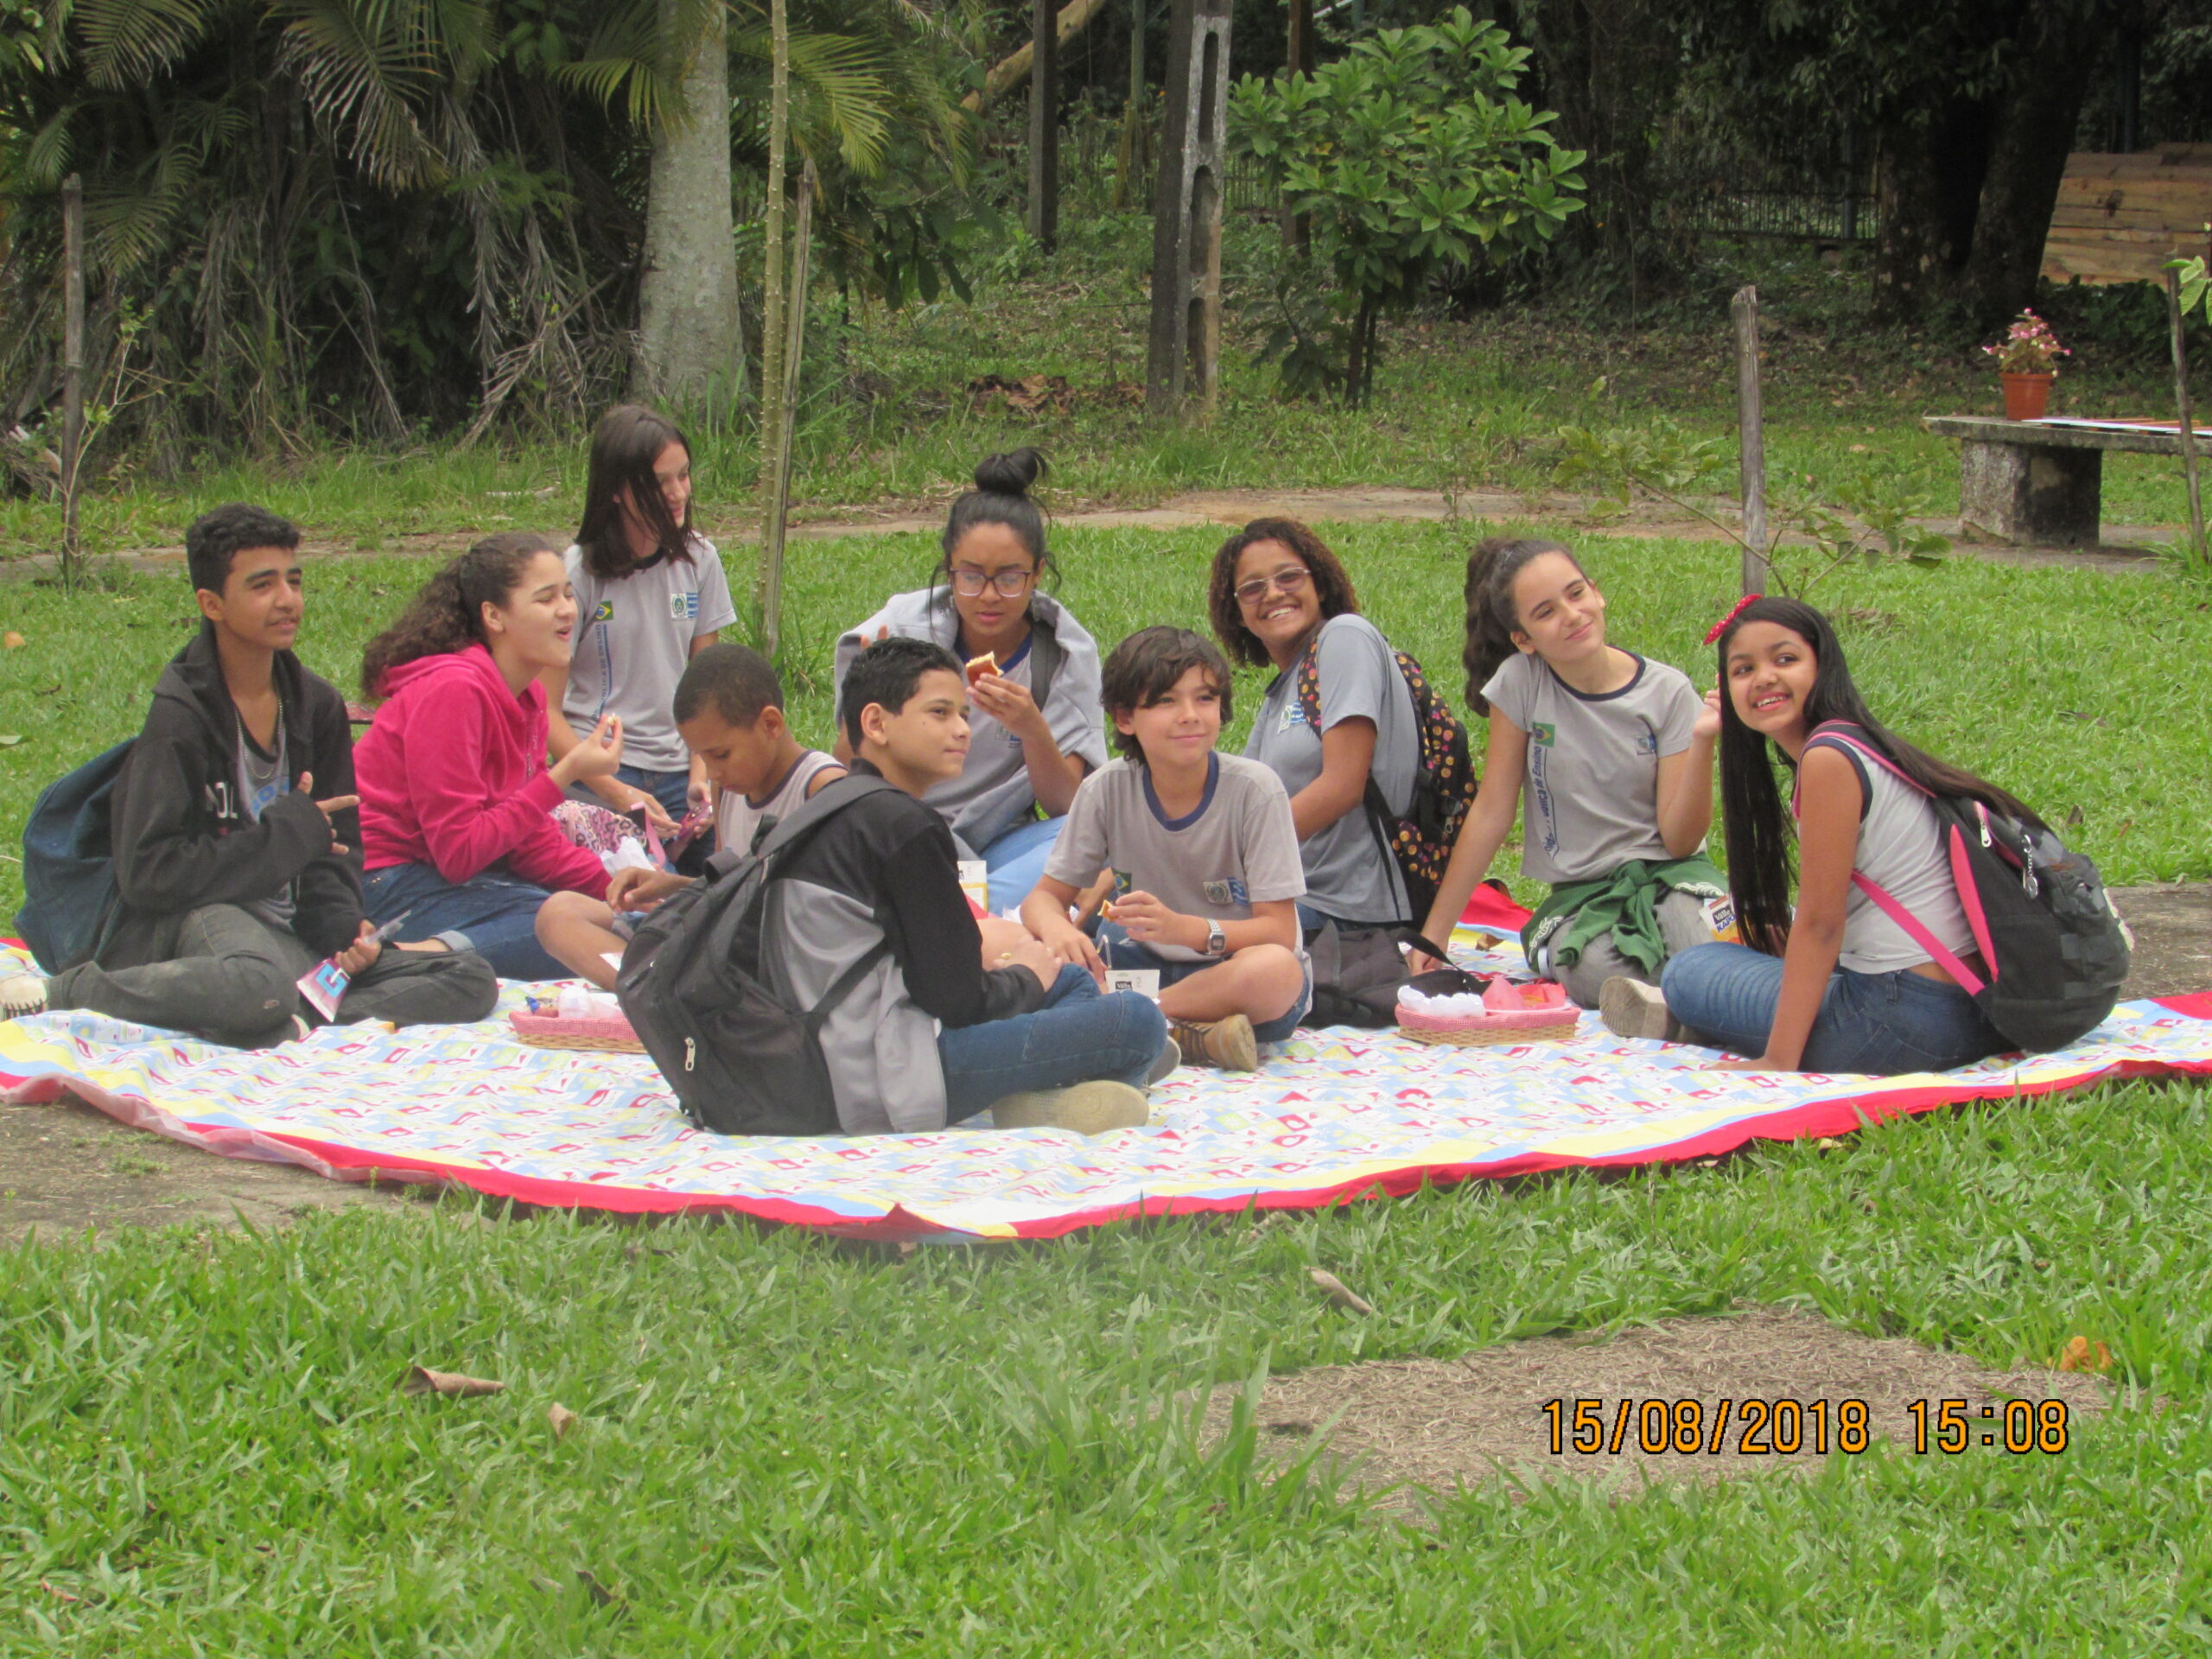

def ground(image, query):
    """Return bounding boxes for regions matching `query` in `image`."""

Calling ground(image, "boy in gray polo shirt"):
[1021,628,1311,1071]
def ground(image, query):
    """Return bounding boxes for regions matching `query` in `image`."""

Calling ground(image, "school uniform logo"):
[1635,730,1659,756]
[592,600,613,623]
[670,591,700,620]
[1202,878,1249,906]
[1530,721,1556,747]
[1278,701,1311,731]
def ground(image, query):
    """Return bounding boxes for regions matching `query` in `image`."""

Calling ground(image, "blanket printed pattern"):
[4,940,2210,1240]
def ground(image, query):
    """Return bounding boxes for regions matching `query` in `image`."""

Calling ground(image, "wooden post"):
[60,173,85,588]
[760,162,815,661]
[1028,0,1060,251]
[2167,267,2209,571]
[1145,0,1231,417]
[1115,0,1147,209]
[1732,284,1768,594]
[1281,0,1313,252]
[756,0,790,650]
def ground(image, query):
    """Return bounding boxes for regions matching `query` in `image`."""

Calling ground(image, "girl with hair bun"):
[1410,537,1723,1007]
[830,448,1108,912]
[353,534,626,979]
[1605,595,2019,1075]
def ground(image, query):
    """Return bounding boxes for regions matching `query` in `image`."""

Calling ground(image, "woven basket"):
[1397,1014,1580,1047]
[509,1010,645,1052]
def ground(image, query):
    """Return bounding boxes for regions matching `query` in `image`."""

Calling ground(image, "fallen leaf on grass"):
[2,631,22,648]
[1309,1268,1375,1315]
[2065,804,2085,828]
[548,1402,578,1440]
[576,1569,624,1609]
[0,734,21,747]
[401,1365,505,1397]
[40,1580,79,1603]
[2058,1335,2113,1373]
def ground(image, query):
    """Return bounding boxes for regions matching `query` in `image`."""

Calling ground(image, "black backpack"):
[1295,640,1478,925]
[1807,724,2130,1052]
[616,774,895,1135]
[15,740,133,972]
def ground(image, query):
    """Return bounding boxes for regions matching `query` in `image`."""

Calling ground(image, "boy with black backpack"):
[1,505,496,1045]
[625,636,1167,1137]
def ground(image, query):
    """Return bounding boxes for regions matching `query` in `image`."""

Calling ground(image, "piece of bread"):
[965,651,998,686]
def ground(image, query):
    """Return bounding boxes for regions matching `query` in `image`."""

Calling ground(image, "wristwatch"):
[1203,920,1228,958]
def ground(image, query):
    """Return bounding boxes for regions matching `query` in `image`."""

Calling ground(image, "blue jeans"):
[938,963,1167,1122]
[619,765,692,818]
[363,862,569,982]
[1660,941,2012,1075]
[980,816,1066,914]
[1096,925,1313,1042]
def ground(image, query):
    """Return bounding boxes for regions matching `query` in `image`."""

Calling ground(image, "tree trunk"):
[1514,0,1679,296]
[1961,6,2102,327]
[1872,98,1992,322]
[632,0,744,410]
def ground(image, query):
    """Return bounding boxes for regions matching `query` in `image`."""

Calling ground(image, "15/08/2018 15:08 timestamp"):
[1540,1397,2072,1457]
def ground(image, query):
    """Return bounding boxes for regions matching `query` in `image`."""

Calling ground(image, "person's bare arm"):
[1719,745,1858,1071]
[1287,715,1376,841]
[1021,874,1105,978]
[1410,714,1529,965]
[1655,689,1723,859]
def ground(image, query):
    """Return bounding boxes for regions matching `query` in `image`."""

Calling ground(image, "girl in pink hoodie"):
[354,534,626,978]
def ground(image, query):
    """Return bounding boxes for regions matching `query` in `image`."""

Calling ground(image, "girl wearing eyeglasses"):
[1208,518,1421,941]
[831,448,1108,912]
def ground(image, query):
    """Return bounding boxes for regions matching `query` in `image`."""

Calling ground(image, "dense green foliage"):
[1230,8,1584,404]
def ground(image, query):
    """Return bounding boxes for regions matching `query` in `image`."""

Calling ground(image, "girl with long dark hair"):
[830,448,1108,912]
[353,534,626,979]
[544,404,736,833]
[1409,537,1722,1007]
[1603,595,2021,1073]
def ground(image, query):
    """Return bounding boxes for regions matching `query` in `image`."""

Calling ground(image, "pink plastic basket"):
[507,1009,644,1052]
[1395,977,1579,1046]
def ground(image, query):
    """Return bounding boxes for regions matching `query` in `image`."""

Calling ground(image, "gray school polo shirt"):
[1243,613,1417,925]
[1042,753,1307,962]
[563,538,737,773]
[1480,649,1701,887]
[831,588,1108,855]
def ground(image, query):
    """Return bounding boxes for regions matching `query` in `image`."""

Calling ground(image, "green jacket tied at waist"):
[1522,855,1730,978]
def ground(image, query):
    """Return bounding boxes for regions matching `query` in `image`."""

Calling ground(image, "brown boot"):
[1168,1013,1259,1071]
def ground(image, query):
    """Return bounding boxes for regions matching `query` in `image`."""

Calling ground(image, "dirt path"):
[2,485,2174,579]
[3,881,2203,1244]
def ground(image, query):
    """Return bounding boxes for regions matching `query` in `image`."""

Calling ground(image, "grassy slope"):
[2,228,2202,559]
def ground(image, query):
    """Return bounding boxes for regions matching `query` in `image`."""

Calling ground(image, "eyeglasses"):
[1234,565,1312,608]
[949,566,1036,598]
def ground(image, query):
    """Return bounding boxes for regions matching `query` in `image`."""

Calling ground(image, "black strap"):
[802,940,893,1035]
[1027,608,1064,716]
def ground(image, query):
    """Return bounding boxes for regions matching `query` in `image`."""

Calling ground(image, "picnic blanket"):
[4,937,2209,1241]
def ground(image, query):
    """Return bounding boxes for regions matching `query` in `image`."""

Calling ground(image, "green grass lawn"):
[5,1074,2210,1655]
[3,519,2206,928]
[6,386,2212,1652]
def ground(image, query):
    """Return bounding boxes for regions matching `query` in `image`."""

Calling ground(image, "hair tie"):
[1704,594,1759,645]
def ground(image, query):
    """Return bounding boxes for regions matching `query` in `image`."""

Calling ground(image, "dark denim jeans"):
[1660,941,2012,1076]
[617,764,691,819]
[938,963,1167,1122]
[362,862,569,981]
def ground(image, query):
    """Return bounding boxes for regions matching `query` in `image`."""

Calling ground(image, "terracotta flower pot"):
[2001,371,2054,422]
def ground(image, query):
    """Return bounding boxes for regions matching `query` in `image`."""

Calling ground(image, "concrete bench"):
[1923,415,2196,547]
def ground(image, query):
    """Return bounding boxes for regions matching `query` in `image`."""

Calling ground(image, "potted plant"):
[1984,309,2069,421]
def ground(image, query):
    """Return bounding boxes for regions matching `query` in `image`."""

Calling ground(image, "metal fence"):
[1052,109,1877,244]
[1649,135,1879,245]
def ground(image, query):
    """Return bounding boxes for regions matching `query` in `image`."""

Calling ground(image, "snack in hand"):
[965,651,999,687]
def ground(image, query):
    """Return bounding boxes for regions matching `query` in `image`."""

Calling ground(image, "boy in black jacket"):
[764,637,1166,1135]
[0,505,495,1046]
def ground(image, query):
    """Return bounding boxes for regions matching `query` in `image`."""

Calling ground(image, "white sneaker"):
[1599,976,1685,1042]
[0,971,48,1020]
[990,1080,1150,1135]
